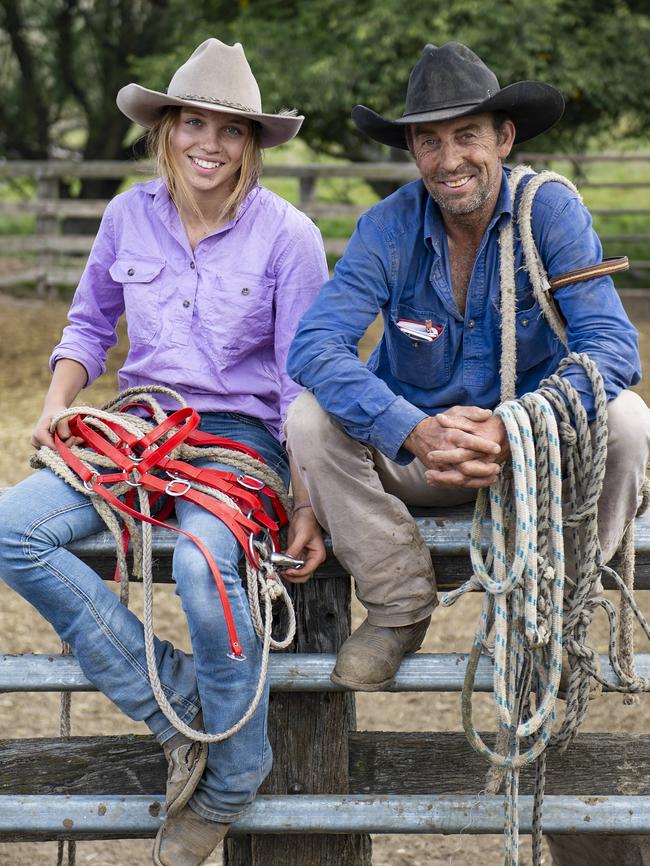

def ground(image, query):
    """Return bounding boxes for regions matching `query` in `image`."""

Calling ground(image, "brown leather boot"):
[163,713,208,818]
[331,616,431,691]
[152,804,229,866]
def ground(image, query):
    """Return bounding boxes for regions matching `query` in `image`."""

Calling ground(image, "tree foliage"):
[2,0,650,171]
[224,0,650,158]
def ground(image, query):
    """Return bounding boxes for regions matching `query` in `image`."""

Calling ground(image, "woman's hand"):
[281,506,326,584]
[31,407,80,450]
[31,359,89,450]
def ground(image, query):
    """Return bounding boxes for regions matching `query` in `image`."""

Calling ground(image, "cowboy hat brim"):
[352,80,565,149]
[116,83,303,149]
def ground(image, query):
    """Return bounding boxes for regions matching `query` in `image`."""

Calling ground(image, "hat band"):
[176,93,257,113]
[400,97,488,120]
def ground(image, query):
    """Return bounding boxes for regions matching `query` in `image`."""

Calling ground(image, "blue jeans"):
[0,412,289,823]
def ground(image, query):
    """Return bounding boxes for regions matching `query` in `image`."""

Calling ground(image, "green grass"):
[1,140,649,288]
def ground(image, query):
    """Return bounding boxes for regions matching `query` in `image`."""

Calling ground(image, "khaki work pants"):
[286,388,650,866]
[286,389,650,625]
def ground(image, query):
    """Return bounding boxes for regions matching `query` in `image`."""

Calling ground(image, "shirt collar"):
[137,178,261,235]
[423,167,513,255]
[132,178,262,250]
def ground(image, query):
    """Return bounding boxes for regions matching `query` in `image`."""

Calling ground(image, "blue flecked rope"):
[442,353,605,866]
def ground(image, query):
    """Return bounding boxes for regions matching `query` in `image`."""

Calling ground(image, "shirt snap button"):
[468,319,476,329]
[521,318,529,327]
[127,267,135,276]
[182,299,190,308]
[242,287,250,296]
[190,261,196,270]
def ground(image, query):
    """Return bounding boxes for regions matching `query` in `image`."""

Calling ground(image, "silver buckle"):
[237,474,265,491]
[165,478,191,497]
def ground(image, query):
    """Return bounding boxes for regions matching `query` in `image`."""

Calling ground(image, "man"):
[285,42,650,866]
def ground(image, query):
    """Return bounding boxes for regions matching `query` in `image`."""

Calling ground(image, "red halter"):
[54,405,288,659]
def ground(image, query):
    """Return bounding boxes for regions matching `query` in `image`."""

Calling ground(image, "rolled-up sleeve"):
[287,213,427,461]
[50,203,125,386]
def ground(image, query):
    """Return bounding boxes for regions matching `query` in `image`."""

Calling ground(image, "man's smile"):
[439,176,472,189]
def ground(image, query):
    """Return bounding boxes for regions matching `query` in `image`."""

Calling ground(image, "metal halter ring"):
[237,474,265,491]
[249,535,271,568]
[165,478,192,497]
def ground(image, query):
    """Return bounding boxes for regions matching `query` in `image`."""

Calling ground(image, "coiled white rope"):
[443,165,649,866]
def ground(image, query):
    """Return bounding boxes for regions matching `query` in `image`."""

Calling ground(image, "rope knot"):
[558,421,577,446]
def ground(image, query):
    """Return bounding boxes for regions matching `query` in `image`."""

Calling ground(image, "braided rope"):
[32,387,295,743]
[444,166,649,866]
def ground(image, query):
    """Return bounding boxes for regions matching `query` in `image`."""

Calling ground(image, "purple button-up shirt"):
[51,179,329,440]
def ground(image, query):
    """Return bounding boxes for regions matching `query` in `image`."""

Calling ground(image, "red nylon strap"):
[112,402,269,463]
[78,473,245,657]
[136,408,201,473]
[138,472,263,563]
[69,417,135,472]
[51,407,288,661]
[185,430,264,461]
[161,459,284,531]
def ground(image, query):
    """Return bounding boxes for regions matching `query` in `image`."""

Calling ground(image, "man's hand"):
[404,406,509,489]
[281,507,326,584]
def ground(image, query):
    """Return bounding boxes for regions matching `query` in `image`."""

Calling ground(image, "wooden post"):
[298,175,317,214]
[223,574,372,866]
[35,173,59,297]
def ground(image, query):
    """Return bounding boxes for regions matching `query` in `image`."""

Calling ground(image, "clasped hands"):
[404,406,509,489]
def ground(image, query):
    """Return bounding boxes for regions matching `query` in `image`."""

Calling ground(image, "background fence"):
[0,153,649,294]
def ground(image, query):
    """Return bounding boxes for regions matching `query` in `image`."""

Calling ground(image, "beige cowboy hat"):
[116,38,303,148]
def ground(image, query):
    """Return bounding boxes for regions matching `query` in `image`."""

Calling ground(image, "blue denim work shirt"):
[287,168,641,463]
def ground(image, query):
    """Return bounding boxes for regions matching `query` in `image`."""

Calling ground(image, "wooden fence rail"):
[0,155,649,293]
[1,490,649,862]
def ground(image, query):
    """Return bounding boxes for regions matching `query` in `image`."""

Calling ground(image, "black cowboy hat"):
[352,42,565,149]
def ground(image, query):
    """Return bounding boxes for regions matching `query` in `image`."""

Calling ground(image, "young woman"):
[0,38,327,866]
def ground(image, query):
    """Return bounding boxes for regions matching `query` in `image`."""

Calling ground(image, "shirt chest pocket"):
[205,273,275,362]
[515,302,561,372]
[386,305,451,389]
[110,257,165,345]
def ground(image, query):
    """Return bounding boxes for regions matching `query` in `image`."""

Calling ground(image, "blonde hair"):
[146,106,263,224]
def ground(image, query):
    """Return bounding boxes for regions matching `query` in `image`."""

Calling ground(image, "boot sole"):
[330,670,394,691]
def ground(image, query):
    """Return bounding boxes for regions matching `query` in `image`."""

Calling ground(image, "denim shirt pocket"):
[110,256,165,345]
[385,304,450,389]
[515,301,560,372]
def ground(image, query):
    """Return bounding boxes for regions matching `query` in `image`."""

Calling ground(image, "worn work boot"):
[163,712,208,819]
[153,804,229,866]
[331,616,431,691]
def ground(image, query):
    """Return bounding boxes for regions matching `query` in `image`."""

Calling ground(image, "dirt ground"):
[0,292,649,866]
